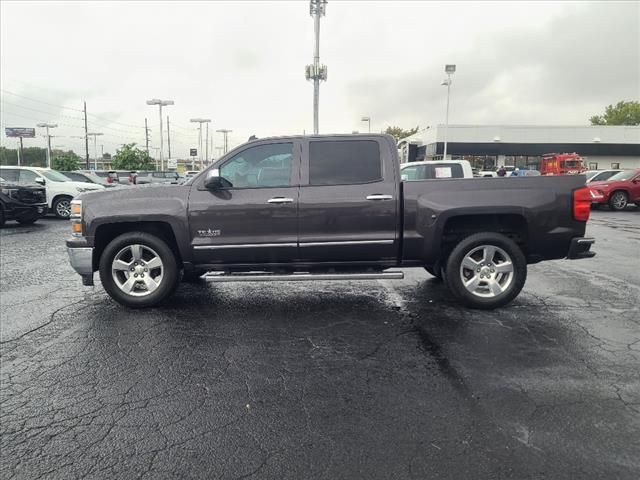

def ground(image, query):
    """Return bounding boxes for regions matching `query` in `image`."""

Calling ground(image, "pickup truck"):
[66,134,595,309]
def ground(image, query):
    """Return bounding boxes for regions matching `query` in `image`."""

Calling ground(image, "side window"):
[0,169,19,182]
[220,143,293,188]
[64,172,82,181]
[309,140,381,186]
[19,169,39,184]
[401,166,418,181]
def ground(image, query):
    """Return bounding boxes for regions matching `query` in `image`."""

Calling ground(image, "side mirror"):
[35,177,45,185]
[204,169,232,189]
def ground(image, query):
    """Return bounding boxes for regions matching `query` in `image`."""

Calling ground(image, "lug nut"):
[134,273,138,278]
[141,274,145,278]
[144,268,148,272]
[130,267,134,271]
[134,262,138,266]
[491,269,495,273]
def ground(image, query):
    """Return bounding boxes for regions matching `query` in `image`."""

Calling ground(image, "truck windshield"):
[42,170,72,182]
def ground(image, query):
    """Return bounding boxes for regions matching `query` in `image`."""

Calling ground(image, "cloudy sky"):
[1,0,638,157]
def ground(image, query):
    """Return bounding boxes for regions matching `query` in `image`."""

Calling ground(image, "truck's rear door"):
[298,136,399,262]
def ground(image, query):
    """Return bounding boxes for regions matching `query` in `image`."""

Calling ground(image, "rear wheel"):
[99,232,179,308]
[445,232,527,309]
[609,191,628,211]
[53,196,72,219]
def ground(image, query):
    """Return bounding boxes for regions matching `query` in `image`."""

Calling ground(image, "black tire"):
[445,232,527,310]
[99,232,179,308]
[590,204,601,210]
[16,213,39,225]
[608,191,628,211]
[53,196,73,219]
[0,208,5,227]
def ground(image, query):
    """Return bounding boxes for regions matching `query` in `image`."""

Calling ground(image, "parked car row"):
[588,168,640,211]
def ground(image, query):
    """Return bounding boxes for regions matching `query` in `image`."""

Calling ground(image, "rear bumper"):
[567,237,596,260]
[67,246,95,285]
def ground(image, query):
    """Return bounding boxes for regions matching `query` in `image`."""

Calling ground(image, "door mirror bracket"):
[204,169,232,190]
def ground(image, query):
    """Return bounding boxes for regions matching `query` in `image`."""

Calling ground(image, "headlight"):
[76,186,92,192]
[70,199,83,236]
[1,187,19,198]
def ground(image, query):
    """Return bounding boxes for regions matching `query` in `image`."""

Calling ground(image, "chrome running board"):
[202,270,404,282]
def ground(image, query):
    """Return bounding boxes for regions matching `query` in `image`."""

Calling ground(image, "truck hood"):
[79,183,190,204]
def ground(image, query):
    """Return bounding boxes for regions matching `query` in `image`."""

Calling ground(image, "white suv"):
[0,166,105,218]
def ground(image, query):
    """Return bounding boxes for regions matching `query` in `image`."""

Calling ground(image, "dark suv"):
[0,176,48,226]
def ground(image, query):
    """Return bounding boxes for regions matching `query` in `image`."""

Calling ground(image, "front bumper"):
[2,202,48,220]
[589,190,607,204]
[67,246,95,285]
[567,237,596,260]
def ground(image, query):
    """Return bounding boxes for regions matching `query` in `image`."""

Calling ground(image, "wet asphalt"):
[1,209,639,479]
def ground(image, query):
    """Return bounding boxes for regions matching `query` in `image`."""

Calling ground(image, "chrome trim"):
[193,243,297,250]
[576,237,595,244]
[67,247,93,275]
[267,197,294,204]
[203,271,404,282]
[366,194,393,201]
[300,240,394,247]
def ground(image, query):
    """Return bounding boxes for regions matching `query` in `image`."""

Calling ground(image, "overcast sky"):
[1,0,638,157]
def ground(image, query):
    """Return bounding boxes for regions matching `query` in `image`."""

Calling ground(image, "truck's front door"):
[298,137,399,262]
[188,140,300,265]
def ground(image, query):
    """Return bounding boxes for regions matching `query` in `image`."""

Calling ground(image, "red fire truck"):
[540,153,587,176]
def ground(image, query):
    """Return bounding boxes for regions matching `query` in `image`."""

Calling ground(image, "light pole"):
[441,64,456,160]
[146,99,174,171]
[305,0,328,134]
[190,119,211,169]
[361,116,371,133]
[87,133,104,170]
[216,129,232,154]
[37,123,58,168]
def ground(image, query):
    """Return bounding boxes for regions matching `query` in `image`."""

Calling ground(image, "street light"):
[361,116,371,133]
[87,132,103,170]
[216,129,232,154]
[146,99,174,171]
[441,64,456,160]
[190,119,212,169]
[36,122,58,168]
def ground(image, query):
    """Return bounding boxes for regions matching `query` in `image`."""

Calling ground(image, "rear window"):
[309,140,382,186]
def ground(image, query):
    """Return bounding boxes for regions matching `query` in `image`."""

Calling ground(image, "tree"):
[589,100,640,126]
[111,143,153,170]
[52,151,81,171]
[384,126,419,141]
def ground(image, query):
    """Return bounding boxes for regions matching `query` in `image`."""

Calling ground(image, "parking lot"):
[1,209,639,479]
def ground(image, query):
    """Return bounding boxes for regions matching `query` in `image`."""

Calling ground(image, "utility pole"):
[204,122,209,166]
[100,145,104,168]
[37,123,58,168]
[144,118,150,152]
[87,132,104,170]
[216,129,232,154]
[166,116,171,160]
[305,0,328,134]
[146,99,174,171]
[441,64,456,160]
[83,102,90,169]
[190,118,211,169]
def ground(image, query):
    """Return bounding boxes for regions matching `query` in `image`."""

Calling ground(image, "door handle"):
[267,197,294,204]
[366,194,393,201]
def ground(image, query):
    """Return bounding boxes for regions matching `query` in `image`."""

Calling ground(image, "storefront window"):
[611,163,620,169]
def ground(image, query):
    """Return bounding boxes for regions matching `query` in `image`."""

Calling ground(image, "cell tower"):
[305,0,328,134]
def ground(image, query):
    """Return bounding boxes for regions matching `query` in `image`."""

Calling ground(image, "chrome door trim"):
[267,197,294,204]
[194,243,297,250]
[366,194,393,201]
[300,240,393,247]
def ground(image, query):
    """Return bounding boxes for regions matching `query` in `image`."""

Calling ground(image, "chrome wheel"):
[459,244,514,298]
[611,192,627,210]
[111,244,164,297]
[55,199,71,218]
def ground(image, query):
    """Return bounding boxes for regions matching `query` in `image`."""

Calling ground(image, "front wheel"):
[53,196,72,219]
[609,191,628,211]
[99,232,179,308]
[445,232,527,309]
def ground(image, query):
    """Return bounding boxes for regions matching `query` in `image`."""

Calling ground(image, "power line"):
[0,89,84,112]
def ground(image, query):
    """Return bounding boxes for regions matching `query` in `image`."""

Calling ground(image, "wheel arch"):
[93,221,182,271]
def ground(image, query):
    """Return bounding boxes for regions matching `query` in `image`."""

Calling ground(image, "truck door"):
[187,140,301,264]
[298,137,399,262]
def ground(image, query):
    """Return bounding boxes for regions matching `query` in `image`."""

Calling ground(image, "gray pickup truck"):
[66,134,595,309]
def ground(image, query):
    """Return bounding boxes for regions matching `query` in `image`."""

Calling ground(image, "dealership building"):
[397,125,640,172]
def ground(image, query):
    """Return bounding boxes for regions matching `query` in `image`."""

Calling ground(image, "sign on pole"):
[190,148,197,157]
[167,158,177,169]
[5,127,36,138]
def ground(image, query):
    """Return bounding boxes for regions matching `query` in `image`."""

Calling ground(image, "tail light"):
[106,176,113,184]
[573,187,591,222]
